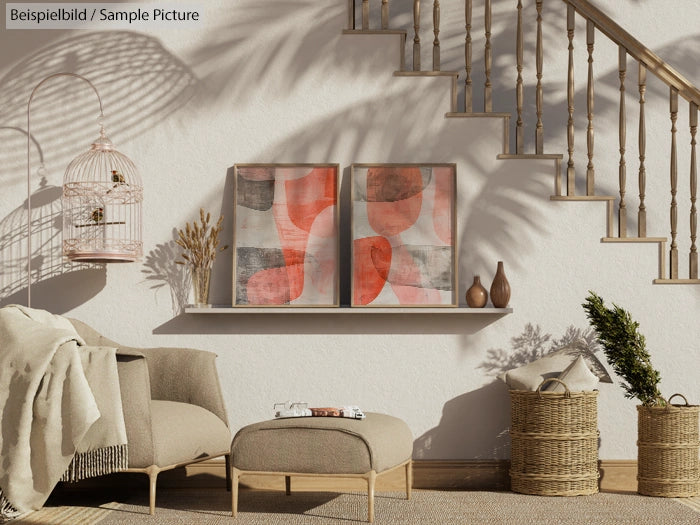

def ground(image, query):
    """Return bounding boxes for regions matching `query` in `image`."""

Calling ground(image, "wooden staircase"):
[345,0,700,285]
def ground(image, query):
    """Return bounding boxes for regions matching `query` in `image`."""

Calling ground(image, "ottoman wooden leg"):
[231,467,240,517]
[285,475,291,495]
[405,460,413,500]
[366,470,377,523]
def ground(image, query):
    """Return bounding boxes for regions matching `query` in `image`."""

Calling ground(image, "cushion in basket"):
[544,355,600,392]
[231,412,413,475]
[498,345,610,391]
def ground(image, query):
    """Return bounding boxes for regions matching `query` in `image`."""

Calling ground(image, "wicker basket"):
[509,378,599,496]
[637,393,700,497]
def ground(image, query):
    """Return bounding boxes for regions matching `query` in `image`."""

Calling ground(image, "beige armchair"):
[68,319,232,515]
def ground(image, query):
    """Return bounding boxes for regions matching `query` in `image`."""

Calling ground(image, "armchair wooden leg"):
[366,470,376,523]
[231,467,240,517]
[405,460,412,500]
[225,454,232,491]
[147,466,159,516]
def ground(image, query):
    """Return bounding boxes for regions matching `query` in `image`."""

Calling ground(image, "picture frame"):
[232,163,340,307]
[350,163,458,307]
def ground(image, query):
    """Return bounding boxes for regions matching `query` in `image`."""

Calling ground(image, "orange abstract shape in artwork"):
[353,236,392,305]
[246,267,291,305]
[388,244,441,304]
[432,167,454,245]
[245,250,307,305]
[282,248,306,301]
[270,167,337,303]
[285,167,337,235]
[366,167,423,237]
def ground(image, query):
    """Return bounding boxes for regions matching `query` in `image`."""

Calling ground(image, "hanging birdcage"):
[62,128,143,262]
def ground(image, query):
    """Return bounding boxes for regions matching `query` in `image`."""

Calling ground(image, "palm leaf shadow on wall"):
[0,31,198,311]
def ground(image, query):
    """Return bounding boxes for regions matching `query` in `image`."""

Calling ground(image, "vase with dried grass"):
[175,208,228,307]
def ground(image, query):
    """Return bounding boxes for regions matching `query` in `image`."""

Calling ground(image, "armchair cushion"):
[148,400,231,468]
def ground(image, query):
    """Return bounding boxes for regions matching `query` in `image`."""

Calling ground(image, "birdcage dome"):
[62,130,143,262]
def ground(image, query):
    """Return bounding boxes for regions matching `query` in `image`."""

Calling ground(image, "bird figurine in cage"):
[111,169,126,185]
[90,207,104,224]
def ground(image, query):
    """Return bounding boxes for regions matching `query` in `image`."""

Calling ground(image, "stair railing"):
[347,0,700,281]
[559,0,700,281]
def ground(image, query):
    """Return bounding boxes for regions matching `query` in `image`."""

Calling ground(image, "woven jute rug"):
[12,489,700,524]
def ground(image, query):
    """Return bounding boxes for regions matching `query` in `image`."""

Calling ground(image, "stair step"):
[550,195,616,201]
[654,279,700,284]
[499,154,563,160]
[446,112,511,119]
[342,29,407,35]
[394,71,460,77]
[601,237,667,243]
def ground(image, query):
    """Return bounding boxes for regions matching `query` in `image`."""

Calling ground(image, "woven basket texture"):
[637,394,700,498]
[509,379,599,496]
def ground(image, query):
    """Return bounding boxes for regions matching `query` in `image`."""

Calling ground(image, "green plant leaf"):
[582,292,663,406]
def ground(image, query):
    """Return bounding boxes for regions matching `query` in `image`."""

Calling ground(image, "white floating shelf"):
[185,306,513,314]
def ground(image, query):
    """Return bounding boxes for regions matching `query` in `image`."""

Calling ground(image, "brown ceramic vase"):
[489,261,511,308]
[465,275,488,308]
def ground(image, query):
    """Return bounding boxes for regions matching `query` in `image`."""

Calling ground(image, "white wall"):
[1,0,699,460]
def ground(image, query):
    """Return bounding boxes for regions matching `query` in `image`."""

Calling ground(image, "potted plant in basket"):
[175,208,228,307]
[582,291,699,498]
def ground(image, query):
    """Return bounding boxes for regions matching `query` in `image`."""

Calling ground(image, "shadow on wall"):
[0,30,198,172]
[141,233,191,316]
[478,322,610,381]
[186,1,354,107]
[0,30,198,310]
[0,173,105,313]
[414,381,511,460]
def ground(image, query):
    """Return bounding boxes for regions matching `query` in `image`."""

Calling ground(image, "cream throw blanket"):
[0,306,128,520]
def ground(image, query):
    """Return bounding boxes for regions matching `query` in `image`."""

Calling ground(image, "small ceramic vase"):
[489,261,511,308]
[466,275,488,308]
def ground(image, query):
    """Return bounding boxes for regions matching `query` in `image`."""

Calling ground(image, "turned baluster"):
[381,0,389,29]
[566,4,575,195]
[362,0,369,30]
[535,0,544,154]
[484,0,492,112]
[618,46,627,238]
[670,87,679,279]
[690,102,698,278]
[638,64,647,237]
[586,21,595,195]
[464,0,473,112]
[413,0,421,71]
[515,0,524,153]
[433,1,441,71]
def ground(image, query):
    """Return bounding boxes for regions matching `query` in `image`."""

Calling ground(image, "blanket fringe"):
[0,489,21,522]
[60,444,129,483]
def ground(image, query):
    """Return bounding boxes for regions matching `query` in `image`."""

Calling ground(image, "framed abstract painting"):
[233,164,339,306]
[351,163,457,307]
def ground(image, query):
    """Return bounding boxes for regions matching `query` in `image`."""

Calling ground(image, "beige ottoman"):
[230,412,413,522]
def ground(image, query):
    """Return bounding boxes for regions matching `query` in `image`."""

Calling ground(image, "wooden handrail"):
[564,0,700,105]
